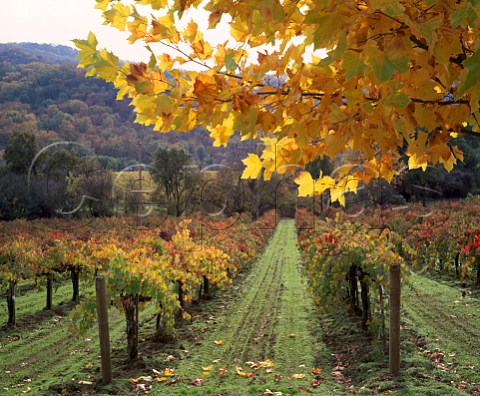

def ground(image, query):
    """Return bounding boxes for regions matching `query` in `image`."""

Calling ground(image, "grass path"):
[402,273,480,393]
[152,220,338,395]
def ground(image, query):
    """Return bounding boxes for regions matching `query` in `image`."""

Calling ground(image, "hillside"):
[0,43,78,65]
[0,43,248,169]
[2,43,479,202]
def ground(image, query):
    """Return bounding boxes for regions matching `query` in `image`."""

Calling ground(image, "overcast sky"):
[0,0,151,61]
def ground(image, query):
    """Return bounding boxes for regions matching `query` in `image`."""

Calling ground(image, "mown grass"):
[402,273,480,394]
[0,280,160,395]
[318,270,480,396]
[149,220,339,395]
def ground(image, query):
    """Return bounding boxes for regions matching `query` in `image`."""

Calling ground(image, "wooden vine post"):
[389,262,401,375]
[95,276,112,384]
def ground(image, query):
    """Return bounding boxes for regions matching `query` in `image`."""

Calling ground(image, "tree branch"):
[409,35,466,66]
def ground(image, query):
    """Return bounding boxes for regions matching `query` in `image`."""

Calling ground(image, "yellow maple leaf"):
[330,185,346,207]
[314,175,336,195]
[292,373,306,379]
[408,154,428,171]
[94,0,110,11]
[295,172,315,197]
[164,368,175,376]
[295,172,336,197]
[241,154,262,179]
[103,2,131,31]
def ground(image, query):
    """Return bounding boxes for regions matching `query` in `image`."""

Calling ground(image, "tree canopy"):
[75,0,480,204]
[4,130,38,175]
[151,146,194,216]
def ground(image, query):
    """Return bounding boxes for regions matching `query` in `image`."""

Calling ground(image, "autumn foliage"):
[0,212,276,360]
[297,211,407,336]
[75,0,480,203]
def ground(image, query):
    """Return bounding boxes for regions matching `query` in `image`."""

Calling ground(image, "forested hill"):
[0,43,247,169]
[0,43,78,65]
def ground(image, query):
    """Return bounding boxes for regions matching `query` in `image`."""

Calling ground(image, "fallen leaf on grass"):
[430,352,445,363]
[202,365,213,371]
[214,340,223,345]
[310,368,323,375]
[129,376,153,383]
[211,358,222,363]
[165,355,176,362]
[134,384,152,391]
[292,374,306,379]
[246,360,275,370]
[311,378,324,387]
[236,367,255,377]
[163,377,181,386]
[154,377,167,382]
[264,390,282,395]
[218,368,228,375]
[20,387,32,394]
[164,368,175,376]
[274,375,282,382]
[191,378,205,386]
[332,371,346,383]
[299,386,313,393]
[77,380,93,385]
[467,365,475,369]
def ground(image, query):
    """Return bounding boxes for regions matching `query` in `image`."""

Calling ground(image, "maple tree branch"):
[357,30,399,44]
[408,34,428,51]
[410,98,469,106]
[374,10,403,25]
[409,35,466,66]
[432,76,447,90]
[331,112,361,126]
[159,41,209,69]
[418,4,436,18]
[299,101,322,117]
[254,88,471,109]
